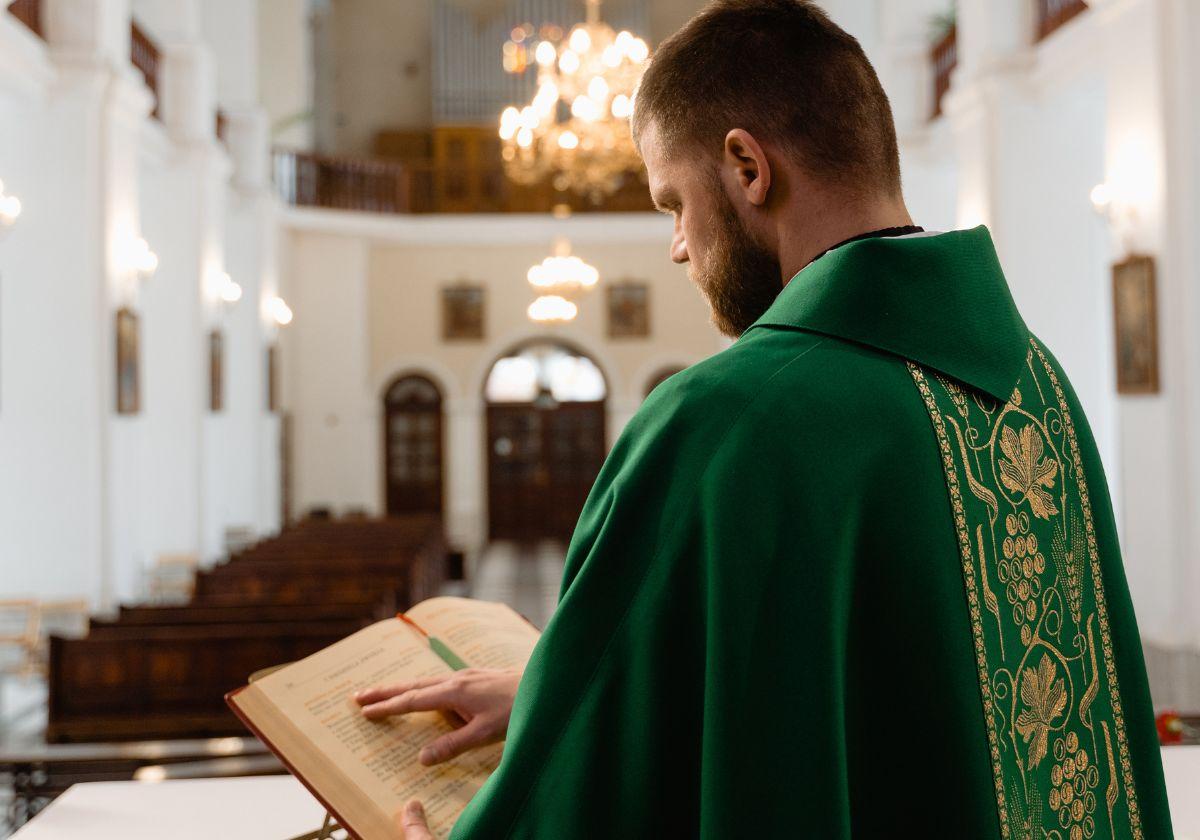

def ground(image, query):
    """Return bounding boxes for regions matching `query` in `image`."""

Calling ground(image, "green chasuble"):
[450,226,1173,839]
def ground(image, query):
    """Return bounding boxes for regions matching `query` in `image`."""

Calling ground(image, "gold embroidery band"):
[908,338,1141,840]
[909,363,1011,838]
[1030,338,1141,836]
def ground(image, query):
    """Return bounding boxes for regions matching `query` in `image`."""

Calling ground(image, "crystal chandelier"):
[526,237,599,323]
[499,0,649,202]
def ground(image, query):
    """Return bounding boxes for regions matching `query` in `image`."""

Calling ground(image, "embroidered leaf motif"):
[1015,654,1067,770]
[998,425,1060,519]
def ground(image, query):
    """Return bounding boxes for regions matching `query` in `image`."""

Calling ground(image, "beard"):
[690,184,783,339]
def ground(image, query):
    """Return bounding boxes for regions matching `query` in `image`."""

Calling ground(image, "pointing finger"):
[361,683,460,720]
[355,675,448,705]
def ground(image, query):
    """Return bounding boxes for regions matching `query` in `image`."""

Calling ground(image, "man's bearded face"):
[689,177,783,338]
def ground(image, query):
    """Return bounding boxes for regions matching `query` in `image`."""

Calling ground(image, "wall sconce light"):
[1089,181,1141,253]
[1089,183,1113,217]
[268,295,293,326]
[0,179,22,231]
[215,271,243,305]
[126,236,158,278]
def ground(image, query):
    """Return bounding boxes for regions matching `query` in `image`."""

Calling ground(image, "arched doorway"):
[383,373,444,517]
[644,365,687,399]
[484,340,607,542]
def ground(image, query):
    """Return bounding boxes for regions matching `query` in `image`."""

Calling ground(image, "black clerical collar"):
[809,225,925,265]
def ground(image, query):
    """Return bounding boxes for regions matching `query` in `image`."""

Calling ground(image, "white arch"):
[372,355,464,410]
[629,352,706,403]
[467,327,625,408]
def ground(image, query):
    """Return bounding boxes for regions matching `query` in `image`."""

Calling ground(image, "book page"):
[247,618,503,839]
[406,597,542,671]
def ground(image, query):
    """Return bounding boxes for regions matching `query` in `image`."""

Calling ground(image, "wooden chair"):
[28,599,89,677]
[0,599,41,678]
[148,553,200,603]
[223,526,257,555]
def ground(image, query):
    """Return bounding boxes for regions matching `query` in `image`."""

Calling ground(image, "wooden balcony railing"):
[273,151,409,213]
[1036,0,1088,42]
[930,23,957,119]
[8,0,44,38]
[271,150,654,215]
[130,21,162,119]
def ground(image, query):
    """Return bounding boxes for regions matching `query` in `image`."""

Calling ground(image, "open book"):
[226,596,541,840]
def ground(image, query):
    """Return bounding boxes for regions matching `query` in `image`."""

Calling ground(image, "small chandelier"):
[499,0,649,202]
[526,237,599,324]
[527,295,578,323]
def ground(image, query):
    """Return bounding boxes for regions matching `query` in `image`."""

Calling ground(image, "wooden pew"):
[46,517,452,743]
[48,619,368,742]
[112,603,374,626]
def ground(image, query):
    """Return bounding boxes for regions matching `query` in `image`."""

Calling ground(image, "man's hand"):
[395,800,433,839]
[355,667,522,765]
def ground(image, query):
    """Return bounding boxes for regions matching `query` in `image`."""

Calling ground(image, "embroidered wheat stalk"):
[1080,615,1099,727]
[977,525,1004,659]
[1103,721,1120,824]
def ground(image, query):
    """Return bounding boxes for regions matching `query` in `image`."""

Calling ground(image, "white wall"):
[280,211,720,551]
[199,0,259,108]
[284,231,378,517]
[257,0,313,149]
[0,15,107,603]
[911,0,1200,705]
[0,0,283,608]
[325,0,433,154]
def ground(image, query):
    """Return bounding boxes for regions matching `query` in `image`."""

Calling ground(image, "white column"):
[36,0,154,607]
[943,0,1034,240]
[445,397,485,556]
[257,217,285,535]
[197,0,258,109]
[0,5,70,602]
[148,2,235,565]
[1161,0,1200,702]
[223,190,279,540]
[875,0,960,233]
[223,107,270,192]
[196,0,280,540]
[257,0,313,150]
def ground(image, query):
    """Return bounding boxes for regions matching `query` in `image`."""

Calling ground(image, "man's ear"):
[723,129,771,207]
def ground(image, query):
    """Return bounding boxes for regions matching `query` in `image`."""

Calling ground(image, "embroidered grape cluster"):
[1049,731,1099,838]
[998,512,1047,646]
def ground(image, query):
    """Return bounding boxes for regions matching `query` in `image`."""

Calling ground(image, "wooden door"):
[384,375,444,517]
[487,399,606,541]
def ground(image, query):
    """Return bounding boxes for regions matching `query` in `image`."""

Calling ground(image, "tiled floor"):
[467,540,567,630]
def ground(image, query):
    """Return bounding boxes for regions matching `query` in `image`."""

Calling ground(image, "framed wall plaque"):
[1112,254,1159,394]
[209,329,224,412]
[442,285,485,341]
[607,281,649,339]
[115,307,140,414]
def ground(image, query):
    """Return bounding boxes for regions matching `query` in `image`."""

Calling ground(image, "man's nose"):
[670,229,688,264]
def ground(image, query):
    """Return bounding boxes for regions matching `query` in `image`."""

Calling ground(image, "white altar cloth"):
[10,775,328,840]
[10,746,1200,838]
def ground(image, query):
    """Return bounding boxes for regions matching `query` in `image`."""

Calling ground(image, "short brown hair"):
[632,0,901,197]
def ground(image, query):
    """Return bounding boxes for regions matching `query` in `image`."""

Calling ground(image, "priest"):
[358,0,1174,836]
